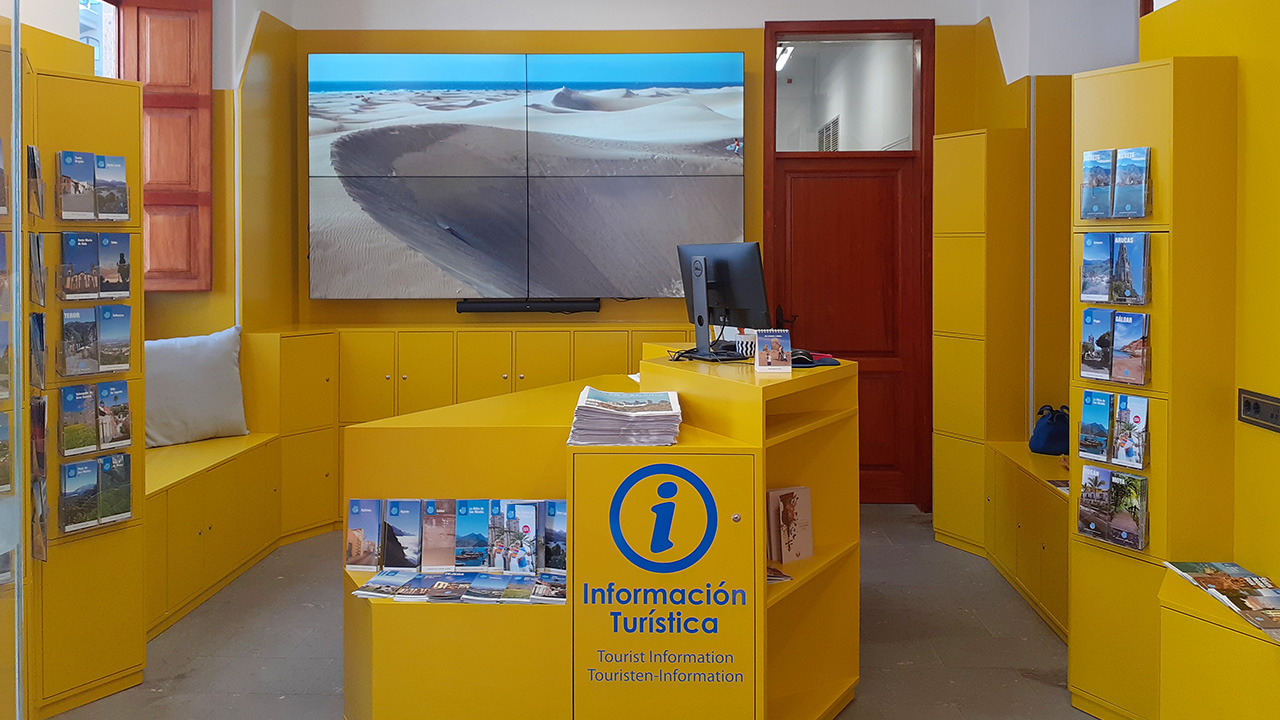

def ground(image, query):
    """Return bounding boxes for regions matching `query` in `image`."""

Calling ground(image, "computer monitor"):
[677,242,771,361]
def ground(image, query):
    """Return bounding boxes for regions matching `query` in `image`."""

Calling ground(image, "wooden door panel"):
[138,8,206,92]
[144,107,208,191]
[775,158,925,505]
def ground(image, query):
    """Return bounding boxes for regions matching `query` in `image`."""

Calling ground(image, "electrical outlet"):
[1238,389,1280,432]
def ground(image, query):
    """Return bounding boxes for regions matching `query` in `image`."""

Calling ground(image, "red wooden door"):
[773,157,926,504]
[765,20,934,508]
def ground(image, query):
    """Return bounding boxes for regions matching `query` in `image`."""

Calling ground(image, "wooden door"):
[339,331,396,423]
[398,332,456,414]
[122,0,213,290]
[456,331,514,403]
[765,20,934,508]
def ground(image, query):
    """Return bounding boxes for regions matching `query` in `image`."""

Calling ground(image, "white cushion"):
[144,326,249,448]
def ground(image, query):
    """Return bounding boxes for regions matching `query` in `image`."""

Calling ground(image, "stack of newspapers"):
[567,386,682,446]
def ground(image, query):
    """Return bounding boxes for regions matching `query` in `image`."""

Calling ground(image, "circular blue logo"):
[350,503,360,515]
[1089,522,1096,530]
[390,504,400,517]
[1084,311,1093,325]
[103,457,112,471]
[609,463,717,574]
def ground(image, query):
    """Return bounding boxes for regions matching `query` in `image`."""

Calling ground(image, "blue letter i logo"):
[650,481,678,553]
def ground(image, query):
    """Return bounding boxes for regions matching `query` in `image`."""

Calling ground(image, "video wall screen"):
[307,52,745,300]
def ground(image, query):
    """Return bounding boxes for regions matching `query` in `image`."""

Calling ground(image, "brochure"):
[542,499,567,572]
[531,571,568,604]
[61,232,100,300]
[58,151,97,220]
[1110,312,1149,385]
[98,233,131,298]
[392,573,444,603]
[503,501,540,575]
[1110,394,1149,469]
[1112,147,1151,219]
[454,500,492,568]
[427,572,477,602]
[60,384,98,456]
[60,459,100,532]
[1080,233,1112,302]
[351,569,415,599]
[0,413,10,494]
[94,155,130,221]
[1165,562,1280,642]
[1079,308,1114,381]
[501,574,537,603]
[29,313,46,390]
[461,572,510,603]
[27,146,44,218]
[97,453,132,524]
[381,499,423,570]
[777,487,813,563]
[1107,472,1148,550]
[30,232,46,306]
[1110,232,1149,305]
[97,305,132,372]
[419,499,457,571]
[568,386,682,446]
[1081,149,1115,219]
[61,308,99,376]
[345,499,383,571]
[1078,390,1113,462]
[97,381,132,450]
[1077,465,1113,541]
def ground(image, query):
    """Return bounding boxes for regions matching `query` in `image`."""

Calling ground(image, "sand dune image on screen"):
[308,52,744,299]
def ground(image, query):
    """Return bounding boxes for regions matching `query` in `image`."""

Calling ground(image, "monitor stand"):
[685,255,749,362]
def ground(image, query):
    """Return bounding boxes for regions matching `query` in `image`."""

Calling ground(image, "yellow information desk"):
[343,358,860,720]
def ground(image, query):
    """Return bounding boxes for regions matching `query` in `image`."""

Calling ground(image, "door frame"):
[763,19,936,510]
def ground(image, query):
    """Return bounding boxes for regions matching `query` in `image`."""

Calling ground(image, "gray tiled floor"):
[58,506,1088,719]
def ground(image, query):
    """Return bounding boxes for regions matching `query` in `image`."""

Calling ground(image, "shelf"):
[764,407,858,447]
[766,540,859,608]
[766,673,859,720]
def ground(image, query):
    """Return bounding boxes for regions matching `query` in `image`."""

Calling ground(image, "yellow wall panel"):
[933,234,985,337]
[572,331,629,380]
[281,428,339,534]
[397,332,456,413]
[1032,76,1073,412]
[932,334,986,440]
[281,333,338,433]
[932,432,985,550]
[339,331,396,424]
[934,25,976,135]
[933,132,986,234]
[630,331,687,373]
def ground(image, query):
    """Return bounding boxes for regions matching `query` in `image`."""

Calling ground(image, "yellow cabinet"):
[145,493,168,629]
[281,428,339,534]
[240,439,282,555]
[932,432,985,551]
[280,333,337,433]
[572,331,628,379]
[933,235,986,337]
[990,452,1018,573]
[1040,489,1069,629]
[933,130,987,234]
[166,477,207,610]
[457,331,514,403]
[398,332,455,414]
[932,334,986,440]
[515,331,570,391]
[41,526,145,697]
[1014,475,1044,600]
[340,331,397,423]
[630,330,687,372]
[203,462,242,584]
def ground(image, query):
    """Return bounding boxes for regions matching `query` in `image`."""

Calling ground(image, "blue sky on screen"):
[309,52,743,86]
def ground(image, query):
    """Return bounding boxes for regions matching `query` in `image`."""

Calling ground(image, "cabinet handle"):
[325,378,330,382]
[503,374,509,380]
[519,374,525,380]
[325,473,330,478]
[385,375,391,380]
[402,375,408,380]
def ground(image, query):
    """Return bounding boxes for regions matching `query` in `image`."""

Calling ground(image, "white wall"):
[812,40,915,151]
[0,0,79,40]
[978,0,1140,83]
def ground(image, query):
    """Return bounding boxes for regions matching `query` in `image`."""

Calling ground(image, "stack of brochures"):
[1165,562,1280,641]
[567,386,682,446]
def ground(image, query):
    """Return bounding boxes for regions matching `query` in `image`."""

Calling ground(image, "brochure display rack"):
[343,359,860,720]
[20,58,148,718]
[1067,57,1237,720]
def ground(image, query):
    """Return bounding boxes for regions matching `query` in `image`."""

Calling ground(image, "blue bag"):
[1029,405,1070,456]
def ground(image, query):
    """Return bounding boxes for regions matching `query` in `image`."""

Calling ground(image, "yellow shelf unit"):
[931,128,1030,555]
[343,360,859,719]
[1067,57,1237,720]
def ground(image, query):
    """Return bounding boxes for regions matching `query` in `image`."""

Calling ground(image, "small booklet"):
[97,453,132,524]
[531,571,568,604]
[58,151,98,220]
[1111,147,1151,219]
[1110,394,1149,469]
[351,569,416,599]
[344,499,383,571]
[454,499,493,568]
[501,574,538,603]
[97,381,132,450]
[1110,312,1149,385]
[776,487,813,563]
[1166,562,1280,642]
[98,233,131,298]
[60,384,99,456]
[1078,390,1113,462]
[503,501,540,575]
[30,232,47,307]
[461,572,510,603]
[392,573,445,603]
[427,572,477,602]
[381,499,423,571]
[1110,232,1150,305]
[94,155,130,221]
[61,232,100,300]
[766,566,793,584]
[541,500,568,572]
[1081,149,1115,219]
[1077,465,1113,542]
[1080,233,1112,302]
[97,305,132,372]
[60,459,100,533]
[1079,308,1114,381]
[62,308,100,377]
[754,329,793,374]
[1107,472,1148,550]
[419,499,457,572]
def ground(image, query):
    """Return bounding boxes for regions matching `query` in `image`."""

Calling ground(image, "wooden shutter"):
[121,0,213,291]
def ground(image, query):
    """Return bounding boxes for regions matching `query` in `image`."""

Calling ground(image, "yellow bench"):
[144,433,283,638]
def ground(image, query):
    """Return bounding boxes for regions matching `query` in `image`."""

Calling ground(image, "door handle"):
[775,305,798,328]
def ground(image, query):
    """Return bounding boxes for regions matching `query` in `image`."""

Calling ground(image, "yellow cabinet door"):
[339,331,397,423]
[281,428,339,534]
[456,331,514,403]
[1039,487,1069,630]
[203,461,243,586]
[166,477,207,610]
[1014,470,1043,599]
[932,334,986,440]
[41,526,146,697]
[933,131,986,234]
[515,331,570,391]
[240,439,282,556]
[933,235,986,337]
[280,332,337,433]
[397,332,455,414]
[630,331,687,372]
[932,432,985,550]
[572,330,629,379]
[572,453,757,719]
[145,492,168,628]
[990,452,1018,574]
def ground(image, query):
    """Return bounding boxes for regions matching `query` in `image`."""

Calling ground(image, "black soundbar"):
[456,299,602,314]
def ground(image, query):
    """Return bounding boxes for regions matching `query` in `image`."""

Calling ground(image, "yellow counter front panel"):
[573,453,757,718]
